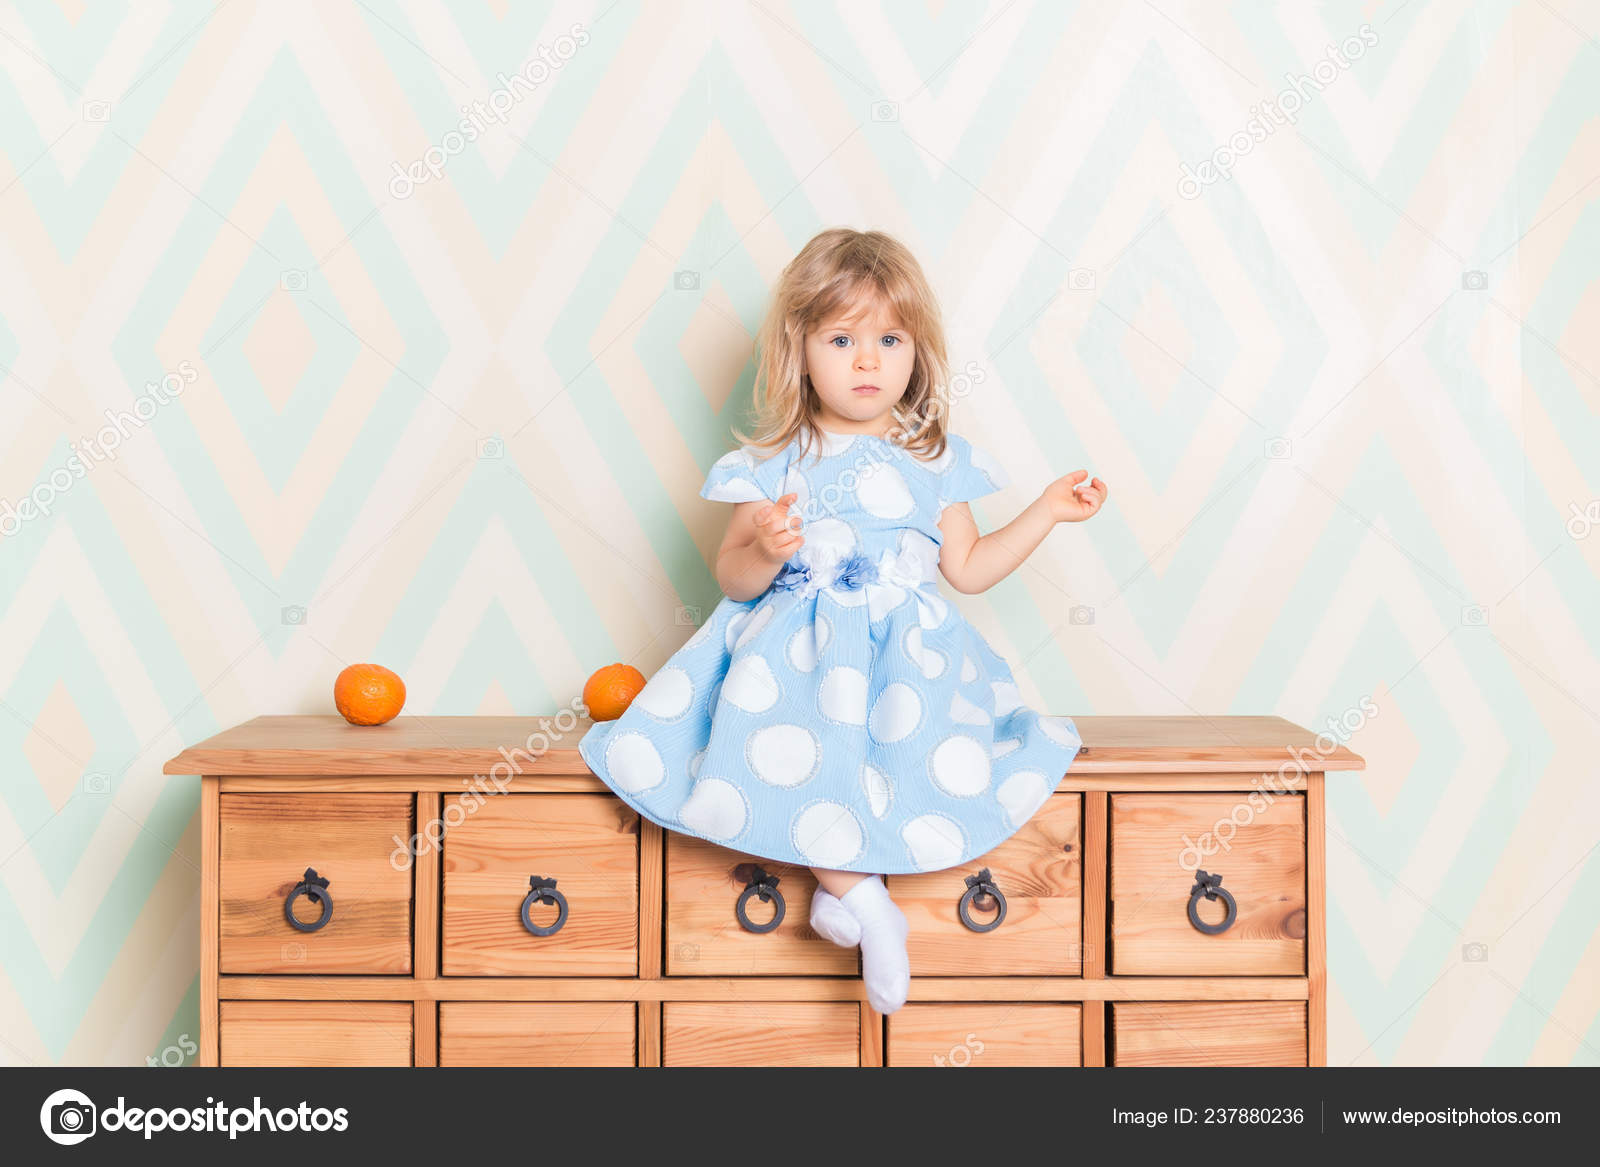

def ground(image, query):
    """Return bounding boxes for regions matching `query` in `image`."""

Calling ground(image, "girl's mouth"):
[852,384,880,395]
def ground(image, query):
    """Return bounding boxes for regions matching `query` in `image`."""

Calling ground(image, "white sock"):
[838,874,910,1014]
[809,885,863,947]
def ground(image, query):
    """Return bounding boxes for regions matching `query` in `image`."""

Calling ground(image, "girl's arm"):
[715,492,805,601]
[937,471,1106,595]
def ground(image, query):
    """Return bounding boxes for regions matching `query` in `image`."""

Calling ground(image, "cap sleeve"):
[938,433,1010,506]
[700,446,771,503]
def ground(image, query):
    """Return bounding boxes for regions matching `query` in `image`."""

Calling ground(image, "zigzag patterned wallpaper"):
[0,0,1595,1066]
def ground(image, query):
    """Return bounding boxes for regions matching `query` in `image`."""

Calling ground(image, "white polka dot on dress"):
[861,763,893,819]
[722,654,780,712]
[950,691,990,726]
[605,731,664,793]
[996,770,1051,828]
[746,724,820,787]
[792,801,865,867]
[632,666,693,720]
[855,462,915,518]
[929,734,991,797]
[903,626,947,680]
[869,682,922,742]
[818,665,868,725]
[901,813,966,871]
[678,777,747,839]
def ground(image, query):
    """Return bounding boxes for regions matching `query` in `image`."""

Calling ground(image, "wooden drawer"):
[219,793,413,974]
[438,1002,636,1066]
[887,1003,1081,1066]
[219,1001,412,1066]
[1109,793,1305,975]
[887,793,1081,975]
[662,1002,860,1066]
[664,837,859,975]
[442,794,638,976]
[1110,1002,1307,1066]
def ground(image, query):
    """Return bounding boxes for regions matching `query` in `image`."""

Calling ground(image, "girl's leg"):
[811,868,910,1014]
[811,867,872,898]
[807,867,865,947]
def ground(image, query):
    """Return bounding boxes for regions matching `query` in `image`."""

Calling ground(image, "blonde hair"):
[736,228,950,463]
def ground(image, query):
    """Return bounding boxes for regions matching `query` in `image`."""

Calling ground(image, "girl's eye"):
[881,335,899,347]
[830,335,850,348]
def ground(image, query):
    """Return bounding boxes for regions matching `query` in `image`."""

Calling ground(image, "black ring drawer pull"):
[958,867,1007,932]
[284,867,333,933]
[735,866,785,933]
[521,875,569,937]
[1187,869,1237,935]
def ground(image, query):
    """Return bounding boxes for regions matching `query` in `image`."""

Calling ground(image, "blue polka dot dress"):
[578,428,1083,874]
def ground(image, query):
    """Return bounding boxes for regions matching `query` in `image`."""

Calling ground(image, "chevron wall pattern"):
[0,0,1596,1067]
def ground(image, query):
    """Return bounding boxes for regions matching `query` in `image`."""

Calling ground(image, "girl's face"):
[801,297,915,434]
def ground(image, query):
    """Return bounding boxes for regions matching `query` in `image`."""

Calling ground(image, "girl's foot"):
[809,885,863,947]
[837,874,910,1014]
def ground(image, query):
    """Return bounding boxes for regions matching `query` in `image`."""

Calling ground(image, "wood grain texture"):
[1110,1002,1307,1067]
[1083,1002,1106,1066]
[219,793,413,974]
[639,819,663,979]
[219,1001,413,1067]
[218,976,1311,1001]
[1307,773,1327,1067]
[638,1001,661,1067]
[438,1001,636,1066]
[862,1002,883,1066]
[664,836,858,975]
[200,777,220,1067]
[414,791,439,980]
[1083,790,1107,979]
[1110,793,1305,975]
[441,794,638,976]
[662,1002,859,1066]
[167,715,1365,775]
[887,1003,1081,1067]
[188,714,1339,1068]
[886,794,1080,975]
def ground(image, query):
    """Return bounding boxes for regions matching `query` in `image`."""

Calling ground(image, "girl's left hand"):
[1042,470,1107,522]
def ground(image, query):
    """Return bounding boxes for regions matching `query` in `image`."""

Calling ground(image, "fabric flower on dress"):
[832,553,878,592]
[771,562,813,593]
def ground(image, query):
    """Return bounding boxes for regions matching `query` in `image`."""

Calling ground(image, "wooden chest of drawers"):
[165,715,1363,1067]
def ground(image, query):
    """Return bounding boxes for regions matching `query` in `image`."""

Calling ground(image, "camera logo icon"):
[871,100,899,122]
[1461,270,1488,291]
[281,604,307,625]
[1067,268,1096,291]
[40,1088,96,1145]
[673,270,700,291]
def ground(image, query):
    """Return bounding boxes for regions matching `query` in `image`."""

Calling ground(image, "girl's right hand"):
[753,493,805,563]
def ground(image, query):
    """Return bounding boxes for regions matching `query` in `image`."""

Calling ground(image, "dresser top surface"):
[164,714,1365,775]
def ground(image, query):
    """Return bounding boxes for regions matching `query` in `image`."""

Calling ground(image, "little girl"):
[579,227,1107,1014]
